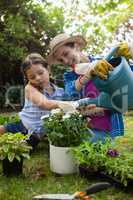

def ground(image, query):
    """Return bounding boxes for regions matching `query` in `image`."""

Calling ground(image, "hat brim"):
[47,35,87,65]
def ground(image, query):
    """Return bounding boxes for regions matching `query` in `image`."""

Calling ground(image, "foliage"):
[0,0,65,85]
[0,132,32,162]
[73,137,133,186]
[0,113,20,125]
[0,87,6,108]
[72,138,112,170]
[49,0,133,54]
[43,109,90,147]
[51,64,70,88]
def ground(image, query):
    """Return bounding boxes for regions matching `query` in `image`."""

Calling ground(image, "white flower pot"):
[49,144,78,174]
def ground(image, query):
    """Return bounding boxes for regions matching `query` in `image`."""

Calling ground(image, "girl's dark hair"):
[21,53,48,84]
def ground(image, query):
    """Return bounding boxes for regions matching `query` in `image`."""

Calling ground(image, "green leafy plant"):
[73,139,111,171]
[0,113,20,125]
[0,133,32,162]
[73,137,133,186]
[42,109,90,147]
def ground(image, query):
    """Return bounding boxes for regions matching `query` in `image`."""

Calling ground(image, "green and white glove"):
[57,101,79,113]
[57,100,97,113]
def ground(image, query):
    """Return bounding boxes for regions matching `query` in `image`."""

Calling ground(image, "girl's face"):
[54,45,81,66]
[26,64,49,89]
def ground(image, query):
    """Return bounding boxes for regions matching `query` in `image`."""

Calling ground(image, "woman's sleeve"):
[63,71,83,100]
[110,112,124,137]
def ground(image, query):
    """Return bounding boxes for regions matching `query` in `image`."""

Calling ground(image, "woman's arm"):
[64,71,82,99]
[25,84,59,110]
[75,75,91,91]
[75,60,113,91]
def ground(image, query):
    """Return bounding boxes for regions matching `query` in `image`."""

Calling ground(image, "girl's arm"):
[25,83,96,112]
[25,84,59,110]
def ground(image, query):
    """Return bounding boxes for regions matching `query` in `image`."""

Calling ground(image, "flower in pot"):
[0,132,32,176]
[42,109,90,174]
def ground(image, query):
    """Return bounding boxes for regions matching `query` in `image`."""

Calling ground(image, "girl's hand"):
[57,101,96,113]
[57,101,79,113]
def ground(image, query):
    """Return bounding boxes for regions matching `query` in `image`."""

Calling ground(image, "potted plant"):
[73,137,133,187]
[0,132,32,176]
[42,109,90,174]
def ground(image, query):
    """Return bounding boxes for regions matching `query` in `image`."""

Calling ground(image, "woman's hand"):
[114,42,133,60]
[90,60,113,80]
[78,106,105,117]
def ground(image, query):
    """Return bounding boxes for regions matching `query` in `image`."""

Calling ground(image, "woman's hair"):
[21,53,48,84]
[65,42,75,48]
[65,42,89,63]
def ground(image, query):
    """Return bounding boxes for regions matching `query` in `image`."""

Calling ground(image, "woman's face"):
[54,45,81,66]
[26,64,49,89]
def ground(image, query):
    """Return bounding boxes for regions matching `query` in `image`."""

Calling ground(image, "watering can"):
[78,46,133,113]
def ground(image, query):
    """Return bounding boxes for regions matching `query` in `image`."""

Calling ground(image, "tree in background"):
[0,0,64,85]
[48,0,133,54]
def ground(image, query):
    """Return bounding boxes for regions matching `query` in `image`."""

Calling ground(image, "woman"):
[47,33,124,142]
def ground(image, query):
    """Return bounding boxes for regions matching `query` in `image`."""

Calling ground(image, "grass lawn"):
[0,113,133,200]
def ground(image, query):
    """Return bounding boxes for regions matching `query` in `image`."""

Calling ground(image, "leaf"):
[15,155,21,162]
[22,153,30,159]
[8,152,15,162]
[3,145,9,153]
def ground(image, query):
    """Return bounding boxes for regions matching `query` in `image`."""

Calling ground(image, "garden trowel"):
[33,182,111,200]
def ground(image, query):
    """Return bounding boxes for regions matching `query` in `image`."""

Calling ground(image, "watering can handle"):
[105,46,118,61]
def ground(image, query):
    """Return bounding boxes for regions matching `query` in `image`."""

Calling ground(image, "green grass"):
[0,114,133,200]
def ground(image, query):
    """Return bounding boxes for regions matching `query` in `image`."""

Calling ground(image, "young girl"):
[0,53,87,148]
[47,33,125,142]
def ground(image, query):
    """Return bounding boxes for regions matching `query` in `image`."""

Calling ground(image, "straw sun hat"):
[47,33,87,65]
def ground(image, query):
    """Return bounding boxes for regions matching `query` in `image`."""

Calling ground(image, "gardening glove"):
[58,101,96,113]
[57,101,79,113]
[88,59,113,80]
[114,42,133,60]
[74,60,113,82]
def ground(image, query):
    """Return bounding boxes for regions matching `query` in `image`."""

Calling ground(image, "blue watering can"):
[78,46,133,113]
